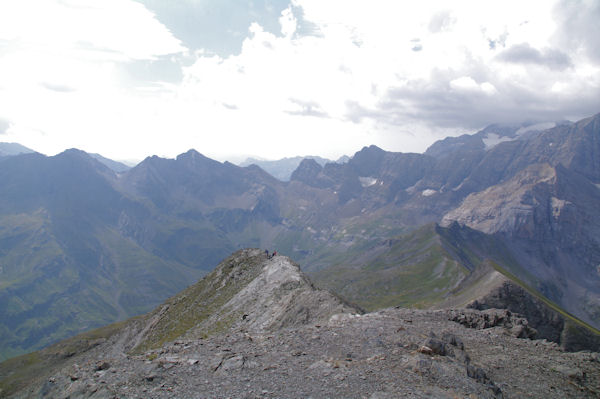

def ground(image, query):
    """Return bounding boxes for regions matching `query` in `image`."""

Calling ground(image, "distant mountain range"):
[0,114,599,361]
[239,155,348,181]
[0,143,132,173]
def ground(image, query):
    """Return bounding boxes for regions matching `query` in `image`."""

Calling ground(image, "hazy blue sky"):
[0,0,598,162]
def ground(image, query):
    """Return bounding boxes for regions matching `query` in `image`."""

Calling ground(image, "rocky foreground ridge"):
[2,249,600,398]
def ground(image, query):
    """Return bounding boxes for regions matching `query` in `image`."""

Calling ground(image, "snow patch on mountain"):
[359,176,377,187]
[482,133,515,150]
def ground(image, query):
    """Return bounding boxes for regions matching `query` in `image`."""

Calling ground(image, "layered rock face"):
[441,161,600,328]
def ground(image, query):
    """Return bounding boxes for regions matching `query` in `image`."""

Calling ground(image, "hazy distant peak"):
[0,142,35,157]
[354,144,385,155]
[176,149,223,171]
[239,155,334,181]
[89,153,131,173]
[56,148,91,159]
[176,148,202,160]
[298,157,322,169]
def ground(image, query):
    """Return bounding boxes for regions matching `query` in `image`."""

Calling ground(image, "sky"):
[0,0,598,163]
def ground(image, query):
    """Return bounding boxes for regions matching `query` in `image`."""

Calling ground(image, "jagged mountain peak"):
[49,148,121,181]
[176,148,219,166]
[290,158,323,183]
[351,144,386,162]
[355,144,385,154]
[349,145,389,176]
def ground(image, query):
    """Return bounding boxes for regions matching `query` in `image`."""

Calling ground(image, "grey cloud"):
[553,0,600,64]
[286,99,329,118]
[0,118,10,135]
[345,100,382,124]
[496,43,572,70]
[344,69,600,134]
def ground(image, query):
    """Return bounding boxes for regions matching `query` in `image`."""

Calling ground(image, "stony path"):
[29,308,600,399]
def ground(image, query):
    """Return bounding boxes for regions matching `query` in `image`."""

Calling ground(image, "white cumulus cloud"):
[0,0,598,162]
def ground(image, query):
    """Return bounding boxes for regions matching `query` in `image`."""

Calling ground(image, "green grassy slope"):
[0,214,203,361]
[132,249,267,353]
[0,319,130,396]
[311,224,469,311]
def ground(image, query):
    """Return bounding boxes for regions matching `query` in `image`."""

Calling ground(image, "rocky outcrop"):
[131,249,360,352]
[466,280,600,352]
[440,163,558,235]
[449,308,537,339]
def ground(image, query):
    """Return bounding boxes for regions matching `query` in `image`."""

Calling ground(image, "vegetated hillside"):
[311,223,470,311]
[311,222,600,351]
[1,113,599,361]
[0,150,205,360]
[2,249,599,399]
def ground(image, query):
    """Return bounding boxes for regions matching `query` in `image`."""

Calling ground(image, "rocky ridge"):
[131,249,359,353]
[12,309,600,399]
[3,249,600,398]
